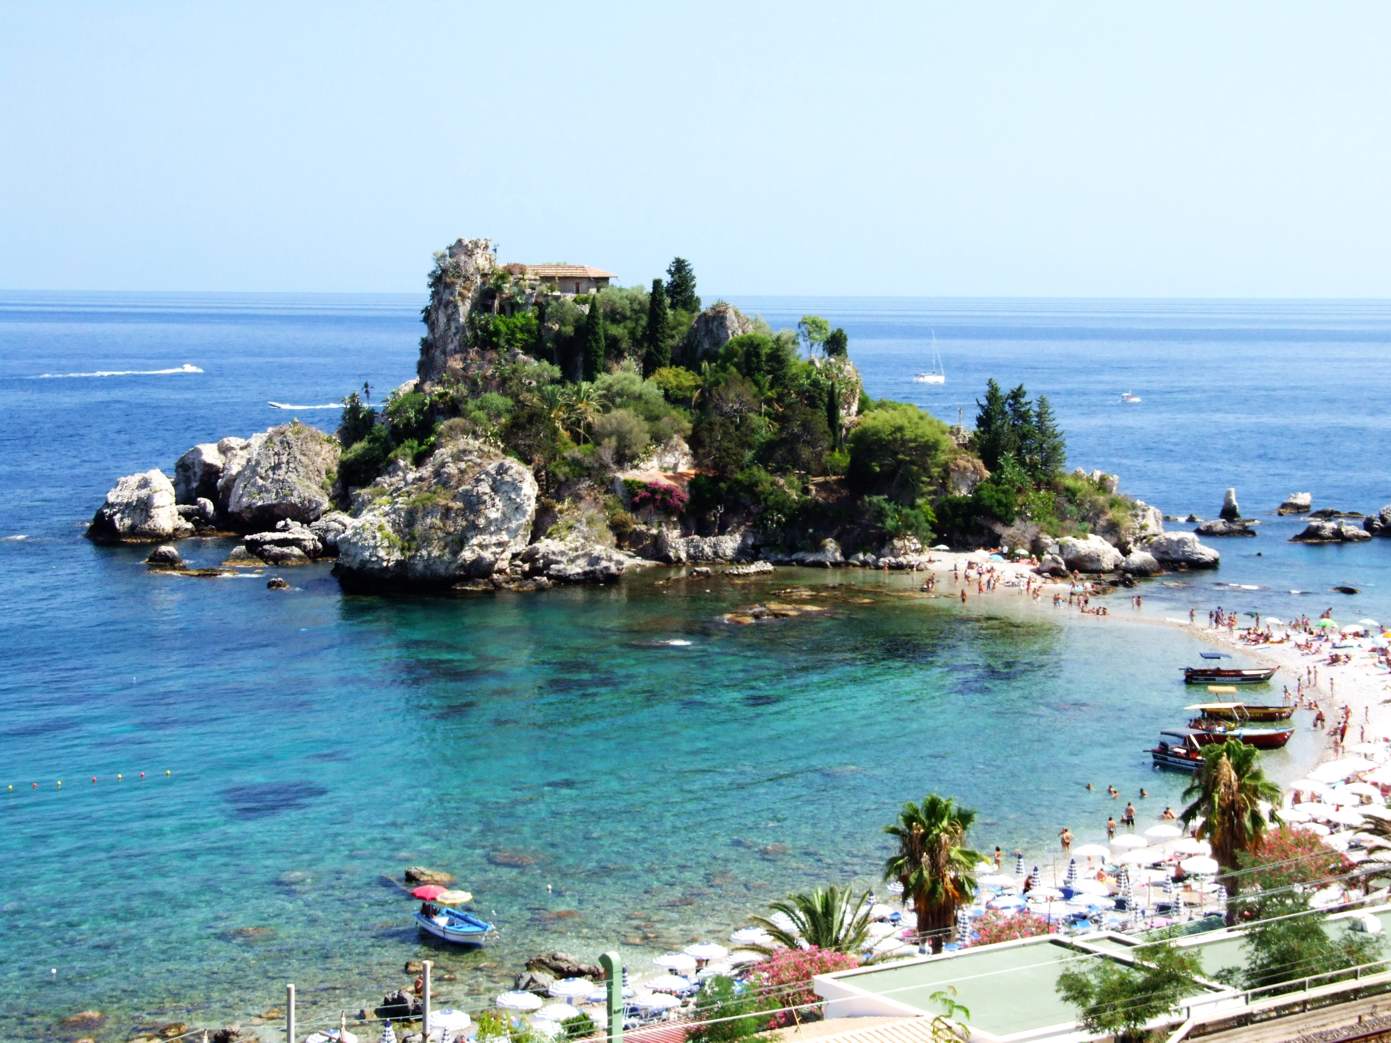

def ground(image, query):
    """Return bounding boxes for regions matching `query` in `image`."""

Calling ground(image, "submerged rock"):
[1292,520,1372,544]
[145,544,185,568]
[725,560,773,576]
[1277,492,1312,516]
[525,951,603,980]
[1057,534,1123,573]
[1308,507,1363,520]
[1146,532,1220,569]
[244,521,323,564]
[336,438,537,589]
[403,865,454,885]
[225,423,340,529]
[87,470,192,543]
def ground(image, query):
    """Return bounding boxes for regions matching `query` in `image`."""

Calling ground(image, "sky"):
[3,2,1390,297]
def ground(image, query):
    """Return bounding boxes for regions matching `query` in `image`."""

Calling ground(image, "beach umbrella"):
[435,889,473,906]
[727,950,763,967]
[1359,805,1391,821]
[1114,847,1156,866]
[548,978,594,1002]
[307,1024,359,1043]
[1170,837,1212,856]
[1073,878,1111,897]
[653,952,697,975]
[1180,855,1219,876]
[886,880,904,895]
[978,872,1015,888]
[633,992,680,1013]
[1281,805,1313,823]
[378,1023,397,1043]
[1031,886,1064,901]
[730,925,775,945]
[1316,618,1338,629]
[1110,834,1148,850]
[1327,807,1367,827]
[1292,821,1332,836]
[1290,778,1333,796]
[1014,853,1025,878]
[1064,858,1078,885]
[645,974,694,994]
[683,942,729,962]
[1074,843,1110,860]
[955,907,971,942]
[534,1004,580,1023]
[1144,824,1183,841]
[1366,766,1391,786]
[867,920,901,941]
[1340,782,1384,799]
[1313,757,1377,782]
[989,893,1026,911]
[497,992,543,1013]
[410,885,449,900]
[431,1010,472,1033]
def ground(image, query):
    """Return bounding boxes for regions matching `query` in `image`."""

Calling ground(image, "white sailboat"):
[912,332,946,385]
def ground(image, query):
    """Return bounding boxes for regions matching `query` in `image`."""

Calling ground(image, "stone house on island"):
[505,263,614,295]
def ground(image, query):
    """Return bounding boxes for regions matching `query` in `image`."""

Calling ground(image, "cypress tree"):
[1030,394,1067,481]
[826,379,842,449]
[665,257,700,312]
[974,378,1012,472]
[641,278,670,376]
[581,293,606,382]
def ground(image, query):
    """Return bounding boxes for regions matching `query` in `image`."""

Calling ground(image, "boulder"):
[947,456,989,497]
[1363,505,1391,536]
[417,238,498,384]
[525,952,603,981]
[1292,520,1372,544]
[1195,519,1258,537]
[788,538,844,568]
[145,544,184,568]
[515,970,555,995]
[632,436,694,473]
[87,470,193,543]
[726,561,774,576]
[1057,534,1124,573]
[310,511,352,555]
[1036,553,1068,578]
[1219,487,1241,521]
[1309,507,1362,520]
[656,529,753,564]
[266,577,290,590]
[1073,468,1119,494]
[176,497,217,530]
[1146,532,1221,569]
[254,545,311,566]
[174,442,225,504]
[213,436,257,514]
[404,865,454,885]
[244,522,323,563]
[1121,550,1161,576]
[1277,492,1312,516]
[336,438,537,589]
[225,424,340,529]
[517,537,642,584]
[681,302,756,365]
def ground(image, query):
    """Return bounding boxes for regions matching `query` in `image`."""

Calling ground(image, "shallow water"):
[0,293,1386,1040]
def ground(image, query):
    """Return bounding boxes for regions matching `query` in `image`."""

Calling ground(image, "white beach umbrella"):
[632,992,680,1013]
[1359,805,1391,821]
[1346,743,1389,759]
[1312,757,1377,783]
[1366,766,1391,786]
[1074,843,1110,860]
[497,992,544,1012]
[1281,805,1314,823]
[653,952,697,975]
[1327,807,1367,827]
[1113,847,1158,866]
[534,1004,579,1024]
[548,978,594,1001]
[1144,823,1183,841]
[431,1010,472,1033]
[1031,885,1065,901]
[644,974,694,994]
[1292,821,1332,836]
[1110,834,1148,850]
[727,950,763,967]
[730,925,774,945]
[978,872,1016,888]
[865,904,898,923]
[684,942,729,962]
[989,893,1026,911]
[306,1029,359,1043]
[1325,832,1355,851]
[1180,855,1220,875]
[1341,782,1383,800]
[1310,884,1348,909]
[1290,778,1333,797]
[1297,802,1341,819]
[697,962,732,981]
[1072,878,1112,896]
[1170,837,1212,856]
[867,920,901,941]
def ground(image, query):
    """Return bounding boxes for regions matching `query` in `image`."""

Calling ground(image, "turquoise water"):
[0,294,1387,1041]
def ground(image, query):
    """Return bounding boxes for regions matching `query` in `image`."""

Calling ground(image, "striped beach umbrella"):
[379,1021,397,1043]
[955,907,971,943]
[1064,858,1078,886]
[1014,852,1025,878]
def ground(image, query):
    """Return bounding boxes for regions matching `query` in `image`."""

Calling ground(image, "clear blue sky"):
[3,2,1389,297]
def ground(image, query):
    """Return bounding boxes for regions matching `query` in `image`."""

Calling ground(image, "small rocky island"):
[88,237,1251,590]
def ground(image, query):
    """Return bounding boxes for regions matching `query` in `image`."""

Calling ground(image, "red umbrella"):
[411,884,448,900]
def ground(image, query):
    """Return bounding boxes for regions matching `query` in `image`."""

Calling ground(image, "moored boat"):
[1182,666,1277,685]
[1150,730,1204,772]
[413,905,496,946]
[1184,701,1295,723]
[1185,718,1294,749]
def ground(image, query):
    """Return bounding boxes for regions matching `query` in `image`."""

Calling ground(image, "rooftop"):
[523,264,615,279]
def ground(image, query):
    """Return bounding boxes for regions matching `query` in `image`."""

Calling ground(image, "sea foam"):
[33,362,203,379]
[267,401,341,410]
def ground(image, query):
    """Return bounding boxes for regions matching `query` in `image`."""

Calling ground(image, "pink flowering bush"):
[628,479,688,515]
[748,946,860,1027]
[969,909,1053,947]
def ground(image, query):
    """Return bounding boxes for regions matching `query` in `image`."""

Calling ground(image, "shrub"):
[969,910,1052,946]
[846,402,952,503]
[591,408,650,466]
[384,390,435,443]
[747,947,859,1028]
[338,425,392,489]
[686,975,770,1043]
[1235,828,1353,914]
[652,365,702,405]
[864,495,936,544]
[338,392,376,448]
[629,480,688,515]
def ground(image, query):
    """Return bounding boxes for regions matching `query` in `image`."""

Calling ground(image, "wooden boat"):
[1185,718,1295,749]
[1182,666,1277,685]
[413,906,495,946]
[1184,701,1295,723]
[1150,730,1204,772]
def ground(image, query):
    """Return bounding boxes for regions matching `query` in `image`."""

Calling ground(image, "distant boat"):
[912,332,946,385]
[413,906,496,946]
[1120,391,1142,404]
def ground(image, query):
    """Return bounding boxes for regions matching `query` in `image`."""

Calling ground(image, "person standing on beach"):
[1122,802,1136,828]
[1059,826,1072,852]
[994,846,1003,869]
[1106,816,1117,839]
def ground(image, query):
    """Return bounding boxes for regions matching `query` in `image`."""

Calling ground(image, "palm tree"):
[560,382,600,443]
[883,795,982,953]
[1180,739,1281,922]
[748,884,873,955]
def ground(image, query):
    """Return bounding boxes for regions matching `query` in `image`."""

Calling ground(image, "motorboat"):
[1151,730,1204,772]
[414,905,496,946]
[1120,391,1142,404]
[1185,718,1295,749]
[1182,666,1277,685]
[1184,701,1294,723]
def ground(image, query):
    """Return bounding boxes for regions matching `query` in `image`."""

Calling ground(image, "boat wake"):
[662,638,694,647]
[33,362,203,379]
[0,534,28,542]
[268,401,341,410]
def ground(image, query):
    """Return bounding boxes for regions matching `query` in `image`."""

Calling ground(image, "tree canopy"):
[665,257,700,312]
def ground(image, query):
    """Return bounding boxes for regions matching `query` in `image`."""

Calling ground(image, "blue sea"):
[0,293,1389,1041]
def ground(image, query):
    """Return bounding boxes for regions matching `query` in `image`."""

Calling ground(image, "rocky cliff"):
[416,238,497,385]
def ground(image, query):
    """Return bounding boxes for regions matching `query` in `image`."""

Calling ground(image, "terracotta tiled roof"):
[524,264,615,279]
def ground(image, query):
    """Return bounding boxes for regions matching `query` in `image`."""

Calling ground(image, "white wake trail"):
[33,362,203,379]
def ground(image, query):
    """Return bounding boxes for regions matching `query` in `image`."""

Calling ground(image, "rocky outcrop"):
[225,424,339,530]
[87,470,193,543]
[213,436,257,515]
[726,561,773,576]
[784,538,844,568]
[174,442,226,504]
[176,498,217,532]
[681,302,756,365]
[417,238,497,384]
[1058,534,1123,573]
[1278,492,1312,516]
[1219,487,1241,522]
[947,456,989,497]
[1146,532,1220,569]
[336,437,537,588]
[656,528,753,564]
[1036,553,1068,577]
[632,436,694,473]
[1196,518,1258,537]
[526,952,604,980]
[1309,508,1362,520]
[1366,505,1391,537]
[516,536,642,584]
[1121,550,1161,576]
[145,544,184,568]
[244,522,322,565]
[1292,520,1372,544]
[309,511,351,555]
[1073,469,1119,494]
[810,353,864,433]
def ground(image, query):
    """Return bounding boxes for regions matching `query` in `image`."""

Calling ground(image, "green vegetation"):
[665,256,700,312]
[748,885,874,954]
[883,794,982,954]
[1055,941,1204,1042]
[641,277,670,376]
[686,975,771,1043]
[559,1011,596,1040]
[1236,895,1383,993]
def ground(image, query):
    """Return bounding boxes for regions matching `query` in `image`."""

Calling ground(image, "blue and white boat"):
[413,906,496,946]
